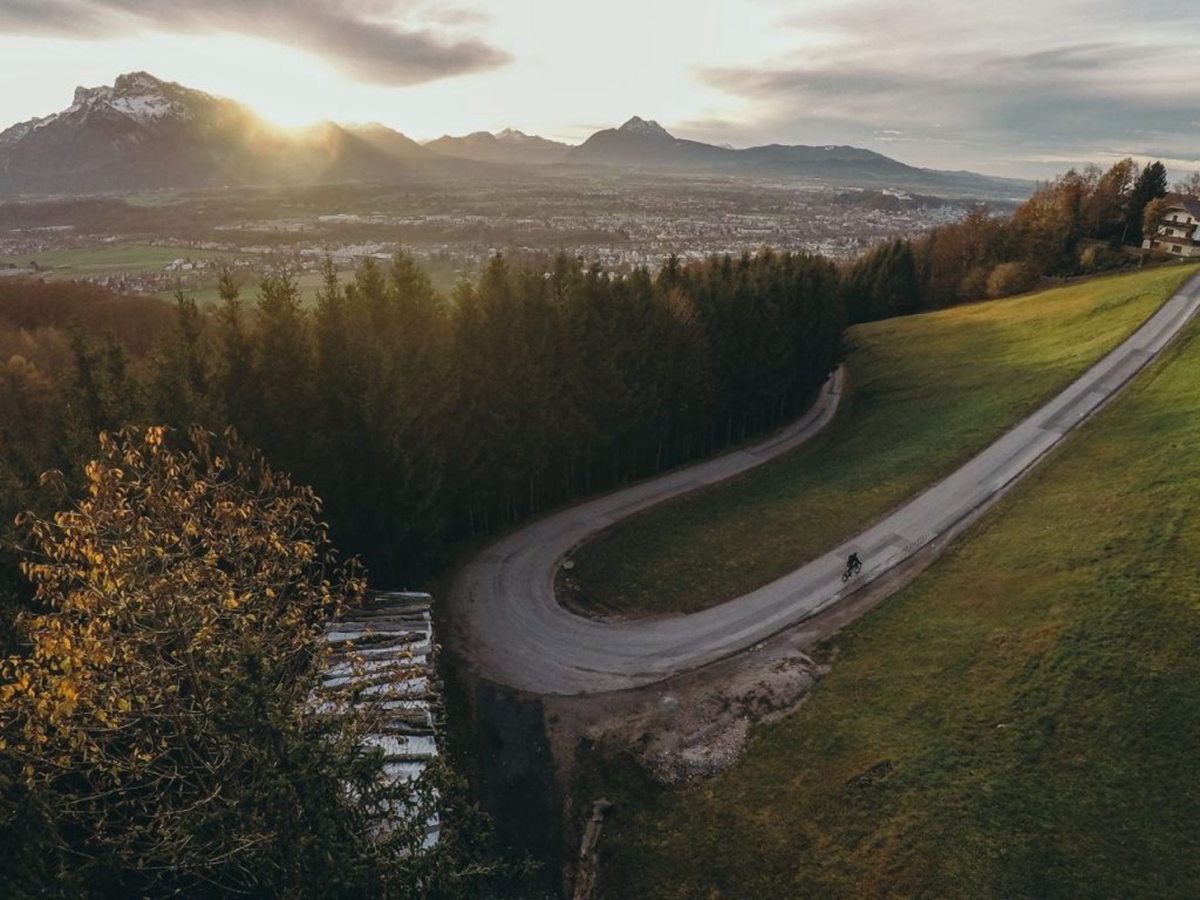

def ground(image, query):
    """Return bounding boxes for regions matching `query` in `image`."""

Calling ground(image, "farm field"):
[1,240,462,307]
[0,243,243,278]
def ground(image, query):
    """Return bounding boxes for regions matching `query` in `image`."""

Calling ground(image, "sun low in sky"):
[0,0,1198,179]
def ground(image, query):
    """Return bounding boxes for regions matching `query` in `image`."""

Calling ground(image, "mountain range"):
[565,117,1033,195]
[425,128,571,165]
[0,73,1030,198]
[0,72,464,195]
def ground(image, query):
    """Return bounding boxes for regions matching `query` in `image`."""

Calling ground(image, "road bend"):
[448,272,1200,695]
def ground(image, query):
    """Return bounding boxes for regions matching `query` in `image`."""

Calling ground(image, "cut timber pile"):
[322,590,442,846]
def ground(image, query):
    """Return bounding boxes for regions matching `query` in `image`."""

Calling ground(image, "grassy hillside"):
[569,265,1199,616]
[596,276,1200,899]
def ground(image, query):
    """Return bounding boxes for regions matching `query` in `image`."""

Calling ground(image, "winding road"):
[448,271,1200,696]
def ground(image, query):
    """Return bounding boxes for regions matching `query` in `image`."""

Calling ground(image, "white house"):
[1144,193,1200,258]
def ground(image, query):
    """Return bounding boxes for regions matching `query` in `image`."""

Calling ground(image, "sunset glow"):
[1,0,1199,177]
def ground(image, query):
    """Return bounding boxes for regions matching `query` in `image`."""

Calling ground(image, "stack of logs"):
[321,590,442,847]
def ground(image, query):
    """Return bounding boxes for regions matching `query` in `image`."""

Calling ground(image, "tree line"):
[171,250,845,584]
[0,250,845,641]
[843,159,1187,323]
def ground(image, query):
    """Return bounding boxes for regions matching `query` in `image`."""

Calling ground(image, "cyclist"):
[846,552,861,574]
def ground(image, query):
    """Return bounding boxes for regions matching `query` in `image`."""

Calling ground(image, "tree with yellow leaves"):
[0,426,491,899]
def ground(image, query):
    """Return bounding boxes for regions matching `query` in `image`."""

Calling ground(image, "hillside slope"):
[570,266,1198,617]
[598,270,1200,899]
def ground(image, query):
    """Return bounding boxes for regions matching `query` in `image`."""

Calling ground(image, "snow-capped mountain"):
[0,73,460,196]
[65,71,201,126]
[0,76,1028,197]
[0,72,268,194]
[0,72,204,148]
[495,128,545,144]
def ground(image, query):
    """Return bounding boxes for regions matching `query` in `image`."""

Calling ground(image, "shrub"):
[0,426,490,898]
[986,262,1039,299]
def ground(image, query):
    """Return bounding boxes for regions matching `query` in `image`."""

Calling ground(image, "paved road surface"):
[449,272,1200,695]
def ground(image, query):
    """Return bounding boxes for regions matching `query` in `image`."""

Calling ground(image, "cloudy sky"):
[0,0,1197,178]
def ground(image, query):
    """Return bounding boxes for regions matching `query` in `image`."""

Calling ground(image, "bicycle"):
[841,558,862,582]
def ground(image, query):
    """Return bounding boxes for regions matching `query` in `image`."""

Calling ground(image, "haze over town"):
[1,0,1198,178]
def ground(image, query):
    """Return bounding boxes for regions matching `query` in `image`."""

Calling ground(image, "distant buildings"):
[1144,194,1200,258]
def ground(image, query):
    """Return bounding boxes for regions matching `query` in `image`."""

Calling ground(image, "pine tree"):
[149,290,213,428]
[251,270,313,478]
[213,267,256,430]
[1125,161,1169,246]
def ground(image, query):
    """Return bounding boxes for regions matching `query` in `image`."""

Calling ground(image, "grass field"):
[568,265,1199,617]
[2,241,458,308]
[595,273,1200,899]
[0,243,242,279]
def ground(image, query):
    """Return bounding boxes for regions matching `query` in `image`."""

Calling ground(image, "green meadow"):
[596,268,1200,898]
[569,265,1199,617]
[1,243,242,278]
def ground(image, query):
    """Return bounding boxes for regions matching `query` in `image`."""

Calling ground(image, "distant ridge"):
[566,117,1030,196]
[567,116,731,169]
[425,129,570,165]
[0,74,1031,198]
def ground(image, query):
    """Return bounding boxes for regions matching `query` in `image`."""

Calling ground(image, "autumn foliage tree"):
[0,426,486,899]
[1142,197,1170,245]
[844,157,1181,319]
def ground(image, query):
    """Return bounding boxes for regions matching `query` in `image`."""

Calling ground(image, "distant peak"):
[618,116,672,138]
[73,85,100,106]
[67,71,201,125]
[73,72,172,106]
[114,71,166,92]
[496,128,528,141]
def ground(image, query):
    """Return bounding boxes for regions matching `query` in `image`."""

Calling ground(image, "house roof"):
[1162,192,1200,218]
